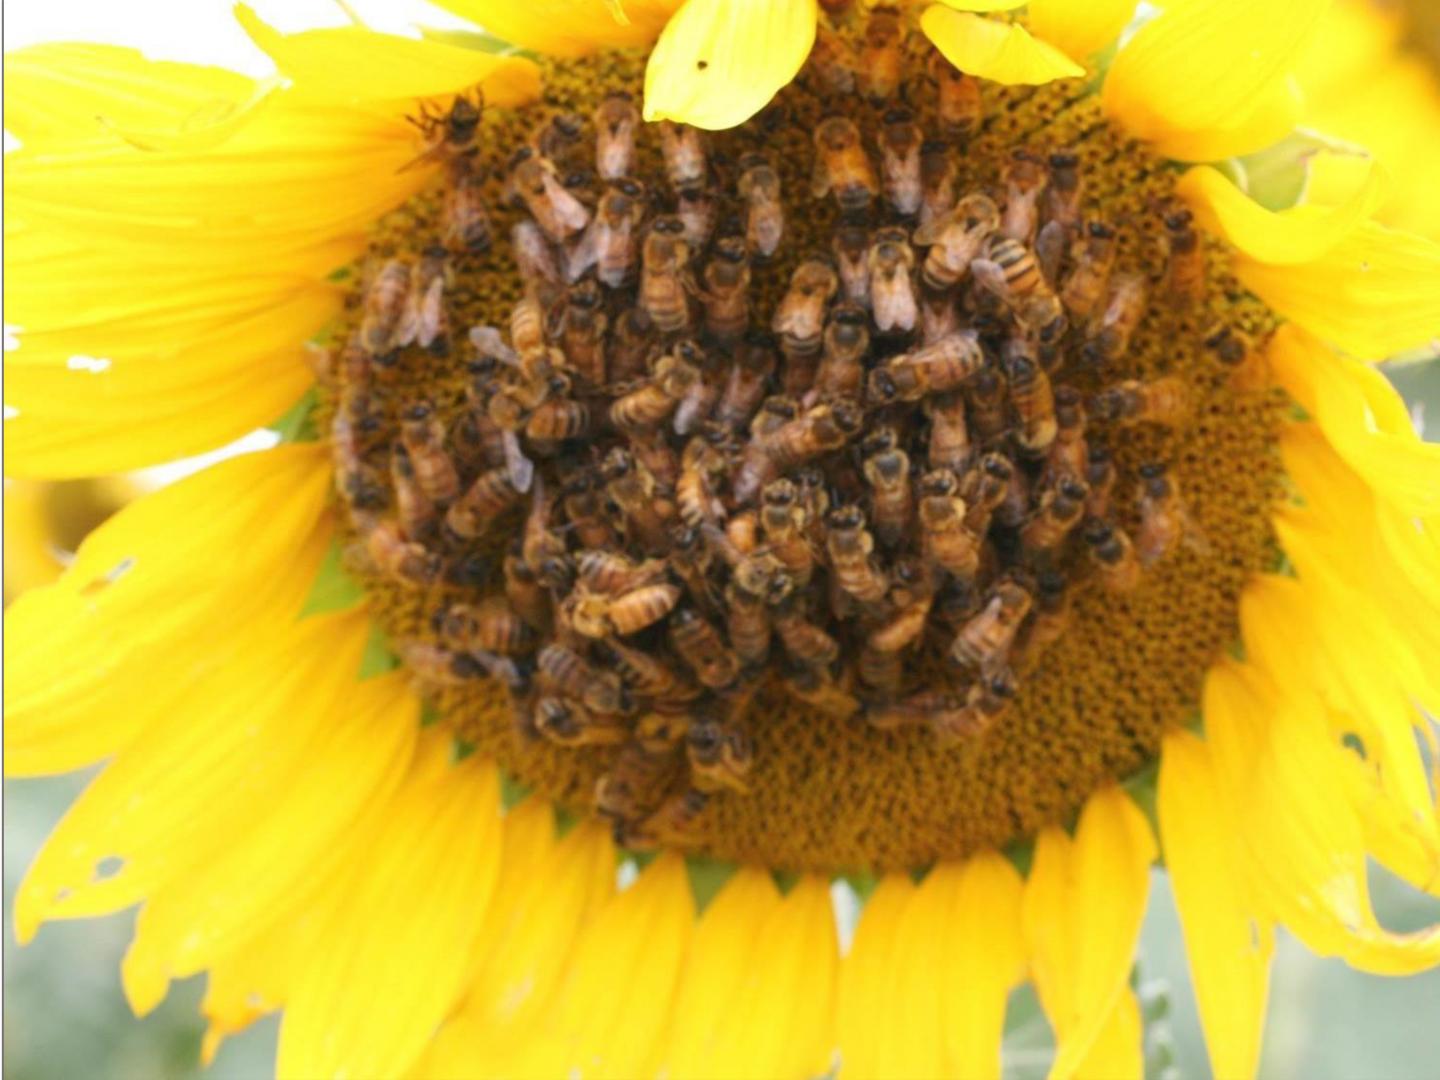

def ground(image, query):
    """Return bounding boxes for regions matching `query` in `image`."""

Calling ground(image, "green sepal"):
[450,736,477,763]
[358,622,401,680]
[500,771,533,810]
[841,870,878,903]
[554,804,580,838]
[685,855,738,914]
[417,26,539,60]
[269,387,320,443]
[1122,759,1163,866]
[300,538,367,618]
[771,869,800,896]
[420,701,443,727]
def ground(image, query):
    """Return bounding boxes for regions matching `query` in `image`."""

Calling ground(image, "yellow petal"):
[1205,661,1440,975]
[233,5,541,107]
[200,909,320,1065]
[1028,0,1138,62]
[837,874,915,1077]
[921,8,1086,85]
[1159,729,1272,1080]
[935,0,1029,11]
[3,446,329,778]
[1268,325,1440,510]
[1177,160,1388,265]
[1022,786,1156,1080]
[120,673,419,1011]
[276,735,504,1080]
[433,0,683,58]
[1104,0,1326,161]
[2,477,138,602]
[1077,987,1143,1080]
[643,0,817,129]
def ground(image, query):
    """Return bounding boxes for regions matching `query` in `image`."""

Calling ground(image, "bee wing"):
[565,225,600,283]
[502,429,535,493]
[1035,220,1068,285]
[969,257,1009,300]
[809,155,833,200]
[468,324,521,367]
[911,215,951,247]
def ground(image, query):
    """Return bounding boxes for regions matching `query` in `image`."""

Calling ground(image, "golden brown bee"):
[609,347,701,431]
[673,362,722,437]
[398,401,460,503]
[868,226,919,334]
[627,425,682,491]
[724,577,773,667]
[530,110,585,166]
[960,451,1013,536]
[1203,321,1269,392]
[668,609,742,689]
[773,258,840,374]
[1135,462,1206,567]
[609,307,654,385]
[576,549,669,594]
[538,642,630,715]
[1020,476,1089,555]
[676,431,729,529]
[503,551,552,634]
[437,600,539,657]
[1162,208,1205,308]
[506,290,549,360]
[732,395,800,506]
[332,397,387,512]
[395,642,486,687]
[832,218,872,309]
[920,287,963,351]
[360,258,413,355]
[602,446,675,553]
[1060,222,1118,320]
[638,215,693,334]
[1091,376,1191,427]
[859,5,904,101]
[812,117,880,212]
[1003,344,1058,454]
[965,367,1010,446]
[861,429,913,549]
[390,445,436,540]
[930,673,1016,746]
[558,278,610,382]
[784,665,862,719]
[511,219,563,288]
[913,193,1001,292]
[406,246,452,355]
[1083,445,1116,519]
[593,91,639,180]
[929,52,983,136]
[677,185,718,249]
[766,398,864,472]
[773,603,841,668]
[687,719,753,794]
[632,708,694,756]
[561,473,618,550]
[696,236,751,344]
[714,331,775,431]
[535,696,628,747]
[569,580,682,638]
[737,154,785,260]
[573,177,646,289]
[630,788,710,849]
[1044,151,1083,229]
[825,503,890,603]
[868,330,985,404]
[446,468,523,541]
[607,638,701,705]
[525,389,592,444]
[1083,273,1148,365]
[812,305,870,404]
[364,517,441,587]
[1044,385,1088,484]
[924,391,971,472]
[1012,570,1070,670]
[507,147,591,242]
[951,580,1032,672]
[919,139,958,228]
[665,524,724,615]
[871,588,936,656]
[657,121,708,193]
[595,739,680,823]
[1083,518,1142,592]
[760,478,818,586]
[405,90,483,169]
[971,236,1066,342]
[443,170,493,254]
[520,477,572,591]
[917,469,982,581]
[808,25,857,94]
[1001,150,1049,245]
[879,108,923,216]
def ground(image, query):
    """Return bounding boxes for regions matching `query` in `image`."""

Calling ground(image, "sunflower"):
[3,476,139,603]
[6,1,1440,1077]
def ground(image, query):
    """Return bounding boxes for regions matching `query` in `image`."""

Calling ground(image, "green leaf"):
[300,538,367,618]
[500,771,532,810]
[269,387,320,443]
[685,856,737,914]
[358,622,400,680]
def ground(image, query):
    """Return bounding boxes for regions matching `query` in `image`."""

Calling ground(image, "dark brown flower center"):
[317,10,1284,873]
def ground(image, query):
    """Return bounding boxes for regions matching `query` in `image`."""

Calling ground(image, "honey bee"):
[677,186,718,250]
[913,193,1001,292]
[861,430,913,549]
[917,469,982,581]
[867,330,985,404]
[360,258,413,356]
[920,294,966,355]
[812,117,880,212]
[437,600,539,657]
[673,362,722,436]
[443,170,493,254]
[732,395,800,506]
[609,307,654,385]
[664,524,723,615]
[638,215,693,334]
[395,642,487,687]
[1060,222,1118,320]
[785,665,862,719]
[808,25,857,94]
[1044,151,1083,229]
[859,6,904,101]
[511,219,563,289]
[724,577,773,667]
[1003,344,1058,454]
[407,246,452,355]
[405,90,483,170]
[924,391,971,472]
[552,279,608,386]
[867,227,919,334]
[687,719,753,794]
[593,91,639,180]
[1091,376,1191,427]
[572,178,646,288]
[960,451,1013,537]
[397,401,460,503]
[609,638,701,706]
[505,290,549,361]
[535,696,629,747]
[965,366,1010,445]
[594,739,680,823]
[766,398,864,472]
[879,108,923,216]
[602,446,675,553]
[507,147,591,242]
[626,425,682,492]
[696,236,751,344]
[1203,321,1268,392]
[570,580,682,638]
[971,236,1066,342]
[529,110,585,166]
[657,121,708,193]
[609,347,701,430]
[560,473,618,550]
[676,431,729,529]
[363,517,442,587]
[537,642,630,715]
[1083,445,1116,519]
[1012,570,1070,670]
[631,707,695,756]
[1020,476,1089,555]
[520,477,573,591]
[930,672,1016,746]
[760,479,819,586]
[812,305,870,404]
[576,549,669,594]
[1044,385,1088,484]
[1083,273,1148,365]
[667,609,741,689]
[950,580,1032,672]
[825,503,890,603]
[1001,150,1049,244]
[715,331,776,431]
[929,52,983,136]
[1135,462,1207,566]
[773,602,841,668]
[503,551,552,633]
[630,788,710,849]
[1083,518,1142,591]
[737,154,784,260]
[525,387,592,444]
[389,445,435,539]
[919,139,958,227]
[1162,208,1205,308]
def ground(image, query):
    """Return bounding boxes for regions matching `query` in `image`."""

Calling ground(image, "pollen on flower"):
[314,8,1285,873]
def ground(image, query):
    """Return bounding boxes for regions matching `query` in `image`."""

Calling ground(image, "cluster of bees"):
[321,7,1263,850]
